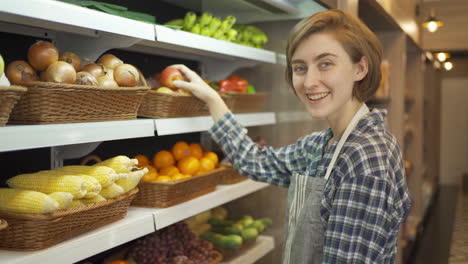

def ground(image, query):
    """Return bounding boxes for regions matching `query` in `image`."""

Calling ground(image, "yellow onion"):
[97,69,118,88]
[97,54,123,70]
[6,60,38,84]
[76,71,98,86]
[114,64,139,87]
[27,41,59,71]
[81,63,105,78]
[45,61,76,84]
[59,52,81,72]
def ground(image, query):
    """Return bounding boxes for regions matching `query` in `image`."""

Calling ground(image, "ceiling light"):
[443,61,453,71]
[436,52,450,62]
[422,8,443,33]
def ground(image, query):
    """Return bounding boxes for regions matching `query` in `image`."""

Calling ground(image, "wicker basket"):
[138,90,234,118]
[0,86,28,126]
[219,163,248,185]
[131,168,225,208]
[9,82,149,124]
[220,92,268,113]
[0,188,138,251]
[0,219,7,231]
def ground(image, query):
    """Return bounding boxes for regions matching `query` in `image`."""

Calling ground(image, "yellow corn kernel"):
[115,167,148,193]
[68,200,85,208]
[0,188,59,214]
[7,173,88,198]
[99,183,124,199]
[48,192,73,209]
[78,175,102,199]
[80,195,107,205]
[96,155,138,174]
[55,165,118,187]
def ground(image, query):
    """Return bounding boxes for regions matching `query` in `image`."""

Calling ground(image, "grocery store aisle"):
[448,190,468,264]
[410,186,458,264]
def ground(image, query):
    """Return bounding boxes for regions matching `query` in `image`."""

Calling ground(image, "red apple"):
[160,66,183,89]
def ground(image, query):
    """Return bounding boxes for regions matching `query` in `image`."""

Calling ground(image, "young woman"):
[172,9,411,264]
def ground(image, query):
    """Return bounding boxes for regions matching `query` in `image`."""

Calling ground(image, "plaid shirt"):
[209,109,411,263]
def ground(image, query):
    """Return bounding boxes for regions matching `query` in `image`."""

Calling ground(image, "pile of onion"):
[44,61,76,84]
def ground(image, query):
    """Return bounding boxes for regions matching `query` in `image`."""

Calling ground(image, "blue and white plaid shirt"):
[209,108,411,263]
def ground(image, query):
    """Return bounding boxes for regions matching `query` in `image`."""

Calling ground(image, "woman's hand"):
[171,64,229,122]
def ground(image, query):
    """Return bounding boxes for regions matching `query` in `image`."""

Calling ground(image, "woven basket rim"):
[140,167,225,186]
[19,81,150,91]
[0,85,28,92]
[219,91,268,96]
[0,188,138,220]
[147,89,192,97]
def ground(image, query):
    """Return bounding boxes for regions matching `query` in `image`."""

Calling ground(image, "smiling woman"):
[172,9,411,264]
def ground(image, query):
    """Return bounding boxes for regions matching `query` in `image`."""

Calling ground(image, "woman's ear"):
[354,56,369,82]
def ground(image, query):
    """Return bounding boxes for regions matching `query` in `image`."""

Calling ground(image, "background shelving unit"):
[357,0,441,263]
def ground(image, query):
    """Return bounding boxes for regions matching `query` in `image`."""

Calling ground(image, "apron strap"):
[324,104,370,181]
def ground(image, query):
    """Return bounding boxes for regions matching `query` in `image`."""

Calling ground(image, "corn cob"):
[78,175,102,199]
[48,192,73,209]
[115,167,148,193]
[80,194,107,205]
[95,155,138,174]
[0,188,59,214]
[35,170,102,199]
[7,173,88,199]
[68,200,85,209]
[100,183,124,199]
[55,165,118,187]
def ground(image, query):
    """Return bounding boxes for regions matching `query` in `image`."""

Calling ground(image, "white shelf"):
[0,112,275,152]
[220,235,275,264]
[0,207,156,264]
[0,0,155,40]
[0,119,155,152]
[154,112,276,136]
[152,180,269,230]
[136,25,276,64]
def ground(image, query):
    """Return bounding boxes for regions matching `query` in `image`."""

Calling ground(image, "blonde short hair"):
[286,9,383,102]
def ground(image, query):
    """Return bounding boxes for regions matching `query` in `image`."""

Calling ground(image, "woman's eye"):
[319,62,333,69]
[293,66,306,73]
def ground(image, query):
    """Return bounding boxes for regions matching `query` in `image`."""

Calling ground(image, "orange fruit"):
[177,156,201,175]
[155,175,172,182]
[142,165,158,182]
[189,143,203,159]
[171,173,186,181]
[153,150,175,169]
[134,154,150,167]
[199,157,215,172]
[203,152,219,166]
[172,141,191,161]
[159,165,180,176]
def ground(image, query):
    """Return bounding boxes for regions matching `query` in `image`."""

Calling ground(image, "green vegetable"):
[241,227,259,242]
[199,12,213,27]
[247,84,256,94]
[259,217,272,228]
[183,11,197,30]
[190,23,201,34]
[220,235,243,249]
[209,218,234,227]
[208,17,221,35]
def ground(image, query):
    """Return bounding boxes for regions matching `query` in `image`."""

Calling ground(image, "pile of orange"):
[133,141,219,182]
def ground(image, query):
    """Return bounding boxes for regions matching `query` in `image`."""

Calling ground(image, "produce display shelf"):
[152,179,269,230]
[0,0,155,40]
[0,119,156,152]
[141,25,277,64]
[154,112,276,136]
[220,235,275,264]
[0,112,275,152]
[0,207,156,264]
